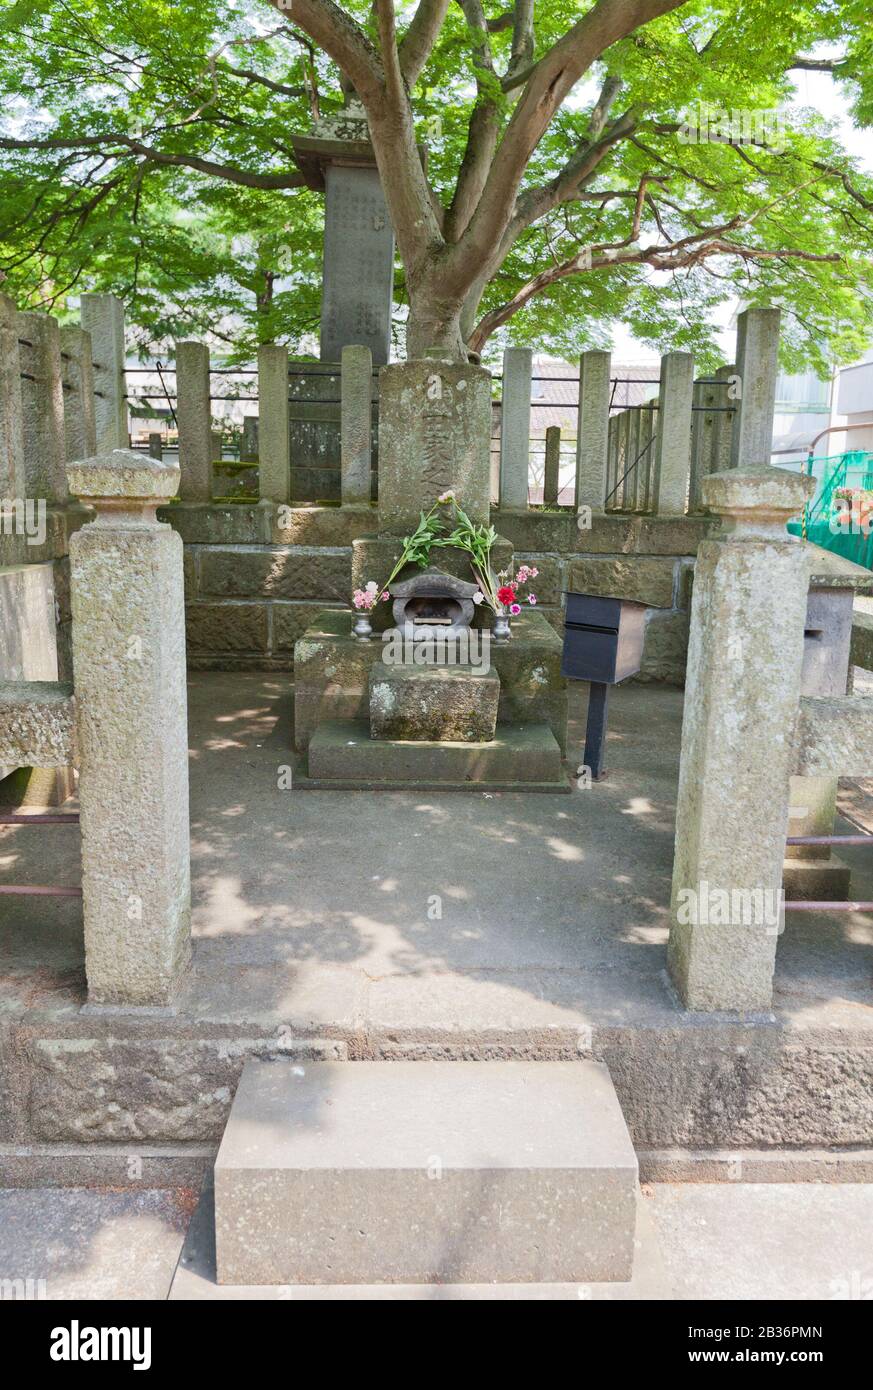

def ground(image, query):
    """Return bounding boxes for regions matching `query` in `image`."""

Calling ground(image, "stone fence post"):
[340,344,373,506]
[176,340,212,502]
[0,292,25,499]
[652,351,694,515]
[257,343,290,502]
[60,325,98,463]
[68,449,192,1007]
[667,468,815,1011]
[499,346,532,509]
[730,307,780,470]
[575,350,610,513]
[17,309,67,503]
[543,426,561,506]
[80,293,128,453]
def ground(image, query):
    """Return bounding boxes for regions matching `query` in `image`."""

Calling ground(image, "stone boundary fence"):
[162,306,779,521]
[497,308,779,516]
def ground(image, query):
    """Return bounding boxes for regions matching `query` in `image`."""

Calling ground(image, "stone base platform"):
[294,608,568,754]
[298,718,569,791]
[213,1058,637,1286]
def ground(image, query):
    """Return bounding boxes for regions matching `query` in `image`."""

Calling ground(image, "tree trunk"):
[405,290,467,361]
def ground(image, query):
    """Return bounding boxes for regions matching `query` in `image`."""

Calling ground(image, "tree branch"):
[445,0,689,301]
[790,55,849,72]
[267,0,384,102]
[469,226,841,351]
[0,133,305,189]
[398,0,452,87]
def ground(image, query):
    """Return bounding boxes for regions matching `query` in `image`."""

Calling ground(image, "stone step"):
[213,1059,638,1286]
[301,718,569,791]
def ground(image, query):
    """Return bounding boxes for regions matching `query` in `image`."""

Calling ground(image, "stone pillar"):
[575,350,610,512]
[257,344,290,503]
[544,426,561,506]
[79,293,128,453]
[240,415,259,463]
[713,364,737,473]
[211,429,224,461]
[17,310,67,503]
[148,432,163,460]
[0,293,25,499]
[176,340,212,502]
[67,449,191,1007]
[341,344,373,505]
[378,355,492,533]
[667,468,815,1011]
[730,307,780,470]
[652,351,694,515]
[59,326,97,462]
[499,346,532,509]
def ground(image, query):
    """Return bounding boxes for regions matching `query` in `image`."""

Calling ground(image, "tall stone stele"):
[291,102,395,367]
[667,466,815,1012]
[68,449,192,1007]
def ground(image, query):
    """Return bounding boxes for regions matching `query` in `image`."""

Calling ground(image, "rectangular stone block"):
[214,1059,637,1285]
[159,502,271,544]
[271,504,377,548]
[304,719,565,789]
[568,556,676,609]
[369,662,499,741]
[198,545,350,601]
[185,602,269,655]
[272,602,344,654]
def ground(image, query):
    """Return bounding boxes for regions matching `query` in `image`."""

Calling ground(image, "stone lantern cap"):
[701,466,815,534]
[67,449,181,503]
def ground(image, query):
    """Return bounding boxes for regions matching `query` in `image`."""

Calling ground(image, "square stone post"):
[79,293,128,453]
[713,364,737,473]
[499,346,532,509]
[667,468,815,1011]
[17,310,67,504]
[0,293,25,499]
[240,416,259,462]
[652,351,694,515]
[68,449,192,1007]
[340,344,373,505]
[60,326,97,462]
[543,426,561,506]
[176,340,212,501]
[257,344,290,502]
[730,308,780,470]
[148,432,163,460]
[575,350,610,512]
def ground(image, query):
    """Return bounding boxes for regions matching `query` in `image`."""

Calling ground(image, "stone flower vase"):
[492,608,512,642]
[352,613,373,641]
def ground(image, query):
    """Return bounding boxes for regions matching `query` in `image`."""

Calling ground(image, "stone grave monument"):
[292,351,569,791]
